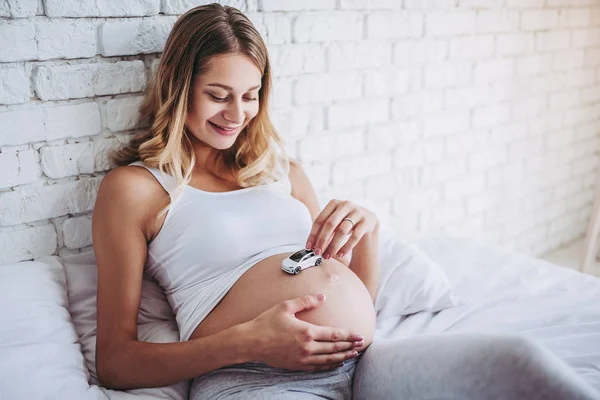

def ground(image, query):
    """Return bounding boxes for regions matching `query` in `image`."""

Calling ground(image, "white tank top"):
[127,161,313,341]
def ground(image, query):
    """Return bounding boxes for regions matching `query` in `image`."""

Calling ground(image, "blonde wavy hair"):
[111,3,290,218]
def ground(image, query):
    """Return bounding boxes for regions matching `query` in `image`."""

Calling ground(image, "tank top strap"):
[128,160,179,197]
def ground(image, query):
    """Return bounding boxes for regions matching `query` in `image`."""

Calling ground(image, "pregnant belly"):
[189,252,376,352]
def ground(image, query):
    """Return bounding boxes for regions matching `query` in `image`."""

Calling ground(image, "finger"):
[306,200,337,250]
[313,202,354,256]
[335,228,365,260]
[303,350,359,366]
[323,212,361,259]
[310,325,364,342]
[282,294,326,315]
[311,340,365,355]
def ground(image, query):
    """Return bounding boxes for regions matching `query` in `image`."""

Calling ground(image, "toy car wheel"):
[315,258,322,266]
[295,266,301,274]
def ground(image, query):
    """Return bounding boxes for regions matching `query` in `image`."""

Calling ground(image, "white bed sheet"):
[375,235,600,391]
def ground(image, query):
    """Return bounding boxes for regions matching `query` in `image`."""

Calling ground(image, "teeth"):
[213,122,234,130]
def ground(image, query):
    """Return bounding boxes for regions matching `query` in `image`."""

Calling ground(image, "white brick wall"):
[1,0,599,264]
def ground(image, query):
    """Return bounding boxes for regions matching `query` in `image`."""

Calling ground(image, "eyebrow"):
[207,83,261,91]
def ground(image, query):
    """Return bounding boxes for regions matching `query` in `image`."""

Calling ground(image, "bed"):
[1,229,599,399]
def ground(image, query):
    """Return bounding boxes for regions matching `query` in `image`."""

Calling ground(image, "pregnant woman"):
[93,4,600,400]
[92,3,377,399]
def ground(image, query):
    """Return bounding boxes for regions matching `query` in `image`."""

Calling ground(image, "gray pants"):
[190,333,600,400]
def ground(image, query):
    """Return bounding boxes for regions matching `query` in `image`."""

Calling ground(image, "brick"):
[426,12,475,36]
[459,0,503,7]
[0,107,44,146]
[475,10,519,33]
[260,0,335,11]
[421,158,467,185]
[36,20,97,60]
[511,97,546,119]
[0,102,102,146]
[366,11,423,39]
[338,0,401,10]
[444,172,486,201]
[583,47,600,67]
[422,111,470,138]
[92,137,121,172]
[468,147,508,171]
[0,0,37,17]
[327,99,389,129]
[472,104,511,128]
[516,53,554,77]
[39,143,94,179]
[0,150,39,188]
[445,84,488,109]
[393,39,448,65]
[536,30,571,52]
[62,215,92,249]
[35,61,147,101]
[364,68,416,97]
[565,68,596,89]
[446,130,488,158]
[0,66,30,105]
[391,91,444,119]
[105,96,146,132]
[424,62,471,88]
[269,44,326,76]
[298,129,364,161]
[473,59,514,82]
[303,162,330,189]
[100,17,177,56]
[246,12,292,45]
[366,120,420,150]
[496,33,535,56]
[293,72,362,105]
[331,153,391,184]
[162,0,258,14]
[328,42,391,72]
[294,12,362,43]
[405,0,456,8]
[0,22,36,62]
[505,0,544,6]
[559,8,592,28]
[572,28,600,48]
[549,90,580,110]
[521,10,559,31]
[449,35,494,60]
[0,177,102,226]
[0,225,57,264]
[270,106,323,139]
[45,0,159,17]
[270,77,293,108]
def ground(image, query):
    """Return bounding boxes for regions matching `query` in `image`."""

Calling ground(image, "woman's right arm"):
[93,167,363,390]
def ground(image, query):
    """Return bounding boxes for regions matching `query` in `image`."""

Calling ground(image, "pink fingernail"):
[315,247,321,255]
[306,242,312,249]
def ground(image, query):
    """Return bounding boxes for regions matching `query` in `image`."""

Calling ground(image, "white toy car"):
[281,249,323,275]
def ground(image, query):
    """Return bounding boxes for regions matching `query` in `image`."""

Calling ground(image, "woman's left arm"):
[288,159,379,301]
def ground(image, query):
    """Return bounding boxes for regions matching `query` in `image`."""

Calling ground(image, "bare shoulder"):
[95,165,170,240]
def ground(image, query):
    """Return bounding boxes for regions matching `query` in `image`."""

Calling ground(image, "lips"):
[208,121,240,136]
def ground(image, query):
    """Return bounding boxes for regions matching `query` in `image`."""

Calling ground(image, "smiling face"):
[186,52,262,165]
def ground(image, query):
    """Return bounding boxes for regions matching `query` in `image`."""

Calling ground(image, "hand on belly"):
[190,252,376,352]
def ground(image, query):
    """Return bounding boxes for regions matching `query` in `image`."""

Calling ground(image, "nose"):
[223,99,245,125]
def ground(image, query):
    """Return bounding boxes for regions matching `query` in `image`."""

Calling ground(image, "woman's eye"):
[209,94,257,102]
[210,94,227,102]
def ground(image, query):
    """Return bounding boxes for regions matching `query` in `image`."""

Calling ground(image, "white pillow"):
[0,257,106,399]
[61,250,189,400]
[316,194,461,317]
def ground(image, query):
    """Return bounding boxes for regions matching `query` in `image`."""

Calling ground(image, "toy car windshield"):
[289,249,312,262]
